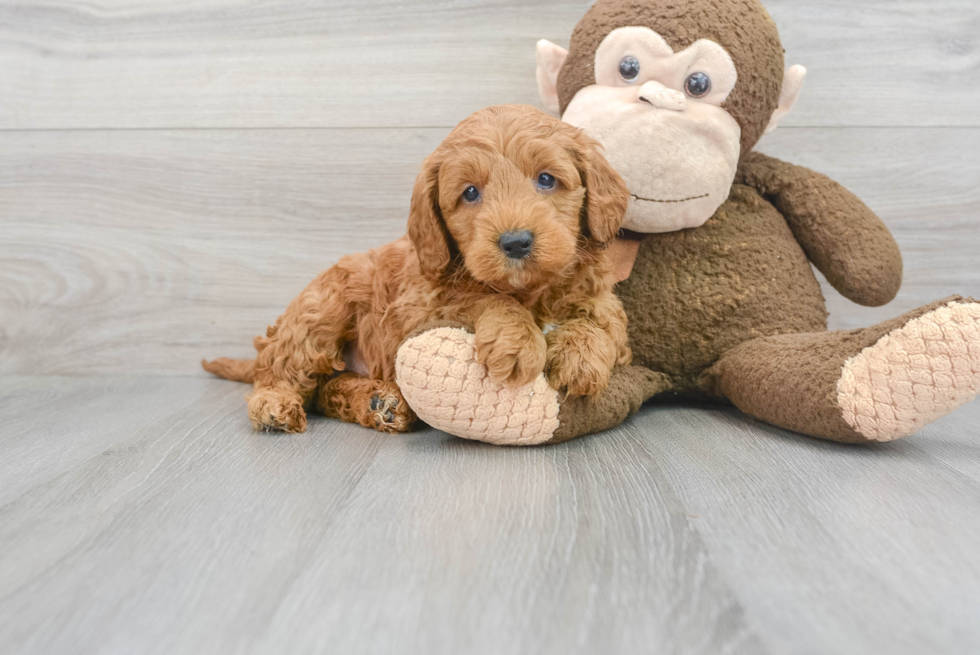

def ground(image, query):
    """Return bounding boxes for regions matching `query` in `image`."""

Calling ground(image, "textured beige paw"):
[395,327,560,446]
[837,301,980,442]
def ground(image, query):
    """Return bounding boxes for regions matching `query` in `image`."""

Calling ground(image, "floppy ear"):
[572,132,629,246]
[536,40,569,115]
[407,156,455,282]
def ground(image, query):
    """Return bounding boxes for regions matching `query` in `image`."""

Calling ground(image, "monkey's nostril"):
[638,88,686,111]
[498,230,534,260]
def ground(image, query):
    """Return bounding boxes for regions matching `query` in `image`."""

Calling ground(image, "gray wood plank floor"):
[2,0,979,652]
[0,377,978,655]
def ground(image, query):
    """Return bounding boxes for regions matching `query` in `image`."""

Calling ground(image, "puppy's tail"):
[202,358,255,383]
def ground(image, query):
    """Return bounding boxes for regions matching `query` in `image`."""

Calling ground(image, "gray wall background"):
[1,0,977,375]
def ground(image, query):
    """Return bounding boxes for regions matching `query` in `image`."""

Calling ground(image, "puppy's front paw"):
[475,319,547,388]
[546,326,619,399]
[248,388,308,433]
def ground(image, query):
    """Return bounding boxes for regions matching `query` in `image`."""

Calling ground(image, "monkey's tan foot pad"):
[837,301,980,442]
[396,327,560,446]
[369,390,416,434]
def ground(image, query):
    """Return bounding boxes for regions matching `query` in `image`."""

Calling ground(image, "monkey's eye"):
[536,173,556,190]
[462,186,481,203]
[619,56,640,82]
[684,72,712,98]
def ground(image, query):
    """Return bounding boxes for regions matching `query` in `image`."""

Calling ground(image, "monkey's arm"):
[737,151,903,307]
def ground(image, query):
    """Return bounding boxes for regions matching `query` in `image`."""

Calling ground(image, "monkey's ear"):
[765,65,807,135]
[573,132,629,246]
[536,40,569,115]
[407,157,454,283]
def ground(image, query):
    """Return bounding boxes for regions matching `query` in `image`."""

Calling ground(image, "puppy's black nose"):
[498,230,534,260]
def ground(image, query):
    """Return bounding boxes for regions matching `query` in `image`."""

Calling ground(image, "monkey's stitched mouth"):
[631,193,709,204]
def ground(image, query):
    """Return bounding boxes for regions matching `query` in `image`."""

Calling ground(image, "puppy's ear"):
[408,155,455,282]
[573,131,629,246]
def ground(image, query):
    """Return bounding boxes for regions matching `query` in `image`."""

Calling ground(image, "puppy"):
[203,105,632,434]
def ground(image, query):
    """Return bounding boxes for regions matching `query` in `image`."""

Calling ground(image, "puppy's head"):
[408,105,629,291]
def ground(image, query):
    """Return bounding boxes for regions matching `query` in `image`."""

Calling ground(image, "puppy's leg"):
[470,296,547,388]
[249,267,353,433]
[315,373,416,434]
[547,290,631,398]
[248,385,310,434]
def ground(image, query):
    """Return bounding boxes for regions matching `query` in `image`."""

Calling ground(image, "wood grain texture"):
[0,376,977,654]
[1,2,979,651]
[628,402,980,655]
[1,127,977,375]
[0,376,766,655]
[0,128,442,375]
[0,0,977,129]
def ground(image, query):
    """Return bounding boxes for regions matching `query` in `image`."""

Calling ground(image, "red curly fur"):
[203,105,632,434]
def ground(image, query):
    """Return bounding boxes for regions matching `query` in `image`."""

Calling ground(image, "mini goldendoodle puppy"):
[204,105,632,434]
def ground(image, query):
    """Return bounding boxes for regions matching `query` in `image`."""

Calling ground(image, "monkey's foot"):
[396,326,669,445]
[396,327,561,445]
[837,300,980,442]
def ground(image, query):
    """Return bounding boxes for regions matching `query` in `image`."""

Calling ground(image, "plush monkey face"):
[536,0,806,234]
[563,27,742,232]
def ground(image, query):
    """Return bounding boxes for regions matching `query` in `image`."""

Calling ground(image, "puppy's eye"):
[536,173,556,190]
[462,186,481,203]
[684,72,712,98]
[619,56,640,82]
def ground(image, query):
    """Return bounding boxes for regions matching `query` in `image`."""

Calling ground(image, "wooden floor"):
[2,1,979,653]
[1,377,979,654]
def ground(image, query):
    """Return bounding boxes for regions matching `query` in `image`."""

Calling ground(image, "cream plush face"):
[559,27,741,233]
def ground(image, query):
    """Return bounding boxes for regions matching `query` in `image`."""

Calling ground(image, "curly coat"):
[204,105,632,434]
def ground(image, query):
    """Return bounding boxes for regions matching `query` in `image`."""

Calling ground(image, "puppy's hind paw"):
[248,388,308,433]
[369,390,415,434]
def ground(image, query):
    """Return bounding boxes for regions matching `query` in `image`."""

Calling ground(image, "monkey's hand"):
[738,151,903,307]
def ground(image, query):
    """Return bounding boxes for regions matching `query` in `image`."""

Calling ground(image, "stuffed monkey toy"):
[394,0,980,446]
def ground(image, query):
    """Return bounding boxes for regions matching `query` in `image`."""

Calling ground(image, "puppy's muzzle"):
[498,230,534,261]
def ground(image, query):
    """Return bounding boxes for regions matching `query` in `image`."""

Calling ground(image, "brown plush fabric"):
[557,0,784,159]
[615,183,829,390]
[704,297,968,443]
[396,0,978,447]
[546,366,672,444]
[543,0,917,444]
[738,152,903,307]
